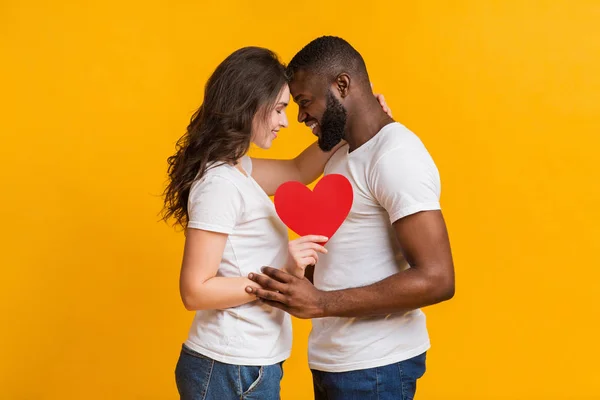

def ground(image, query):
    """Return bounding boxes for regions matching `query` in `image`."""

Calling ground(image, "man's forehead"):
[289,69,323,97]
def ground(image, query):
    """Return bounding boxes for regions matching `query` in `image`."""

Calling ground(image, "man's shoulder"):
[371,122,424,156]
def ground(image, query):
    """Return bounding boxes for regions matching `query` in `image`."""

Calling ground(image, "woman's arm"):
[251,141,344,196]
[179,228,260,310]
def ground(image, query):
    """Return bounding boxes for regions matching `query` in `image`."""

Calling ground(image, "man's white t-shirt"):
[308,122,442,372]
[184,156,292,366]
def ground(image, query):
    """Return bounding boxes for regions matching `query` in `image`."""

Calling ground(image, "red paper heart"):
[274,174,353,243]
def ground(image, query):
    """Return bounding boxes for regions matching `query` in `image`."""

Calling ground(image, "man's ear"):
[335,73,351,98]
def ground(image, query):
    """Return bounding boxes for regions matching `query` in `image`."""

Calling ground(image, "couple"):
[162,36,455,400]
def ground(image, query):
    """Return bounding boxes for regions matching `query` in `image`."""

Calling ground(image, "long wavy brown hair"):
[162,47,287,229]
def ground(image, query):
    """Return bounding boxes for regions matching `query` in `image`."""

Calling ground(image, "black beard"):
[318,91,347,151]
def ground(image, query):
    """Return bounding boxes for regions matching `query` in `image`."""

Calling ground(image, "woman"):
[162,46,390,399]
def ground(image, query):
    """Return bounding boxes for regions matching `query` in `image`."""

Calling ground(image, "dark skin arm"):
[246,210,455,319]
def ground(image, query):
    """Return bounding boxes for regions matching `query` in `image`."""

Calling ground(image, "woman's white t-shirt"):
[184,156,292,366]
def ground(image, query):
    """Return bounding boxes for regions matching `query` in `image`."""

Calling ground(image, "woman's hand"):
[285,235,328,278]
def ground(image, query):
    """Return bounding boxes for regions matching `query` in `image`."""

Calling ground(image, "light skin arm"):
[246,210,455,319]
[180,228,260,311]
[251,141,344,196]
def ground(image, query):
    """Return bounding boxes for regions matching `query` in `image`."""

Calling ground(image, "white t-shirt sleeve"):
[187,175,243,234]
[241,155,253,176]
[370,146,441,224]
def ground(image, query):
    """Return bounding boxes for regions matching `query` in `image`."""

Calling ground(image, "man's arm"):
[319,209,454,317]
[246,209,454,319]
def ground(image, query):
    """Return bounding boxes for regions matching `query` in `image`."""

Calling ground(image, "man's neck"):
[345,96,394,152]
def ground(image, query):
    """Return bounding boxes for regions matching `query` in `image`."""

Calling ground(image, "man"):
[246,36,455,399]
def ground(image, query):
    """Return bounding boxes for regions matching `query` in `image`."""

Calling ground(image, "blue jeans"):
[311,352,427,400]
[175,344,284,400]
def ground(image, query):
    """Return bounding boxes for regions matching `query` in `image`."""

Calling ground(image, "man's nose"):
[298,110,307,123]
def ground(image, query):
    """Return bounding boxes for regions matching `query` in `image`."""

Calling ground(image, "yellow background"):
[2,1,599,399]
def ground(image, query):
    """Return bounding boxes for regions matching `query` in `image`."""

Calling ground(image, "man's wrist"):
[315,289,332,318]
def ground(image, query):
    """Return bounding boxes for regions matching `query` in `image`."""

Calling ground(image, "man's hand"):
[246,267,327,319]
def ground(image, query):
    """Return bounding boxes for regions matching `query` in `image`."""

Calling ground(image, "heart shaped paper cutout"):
[274,174,353,243]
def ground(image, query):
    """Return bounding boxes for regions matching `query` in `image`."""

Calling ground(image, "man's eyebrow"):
[293,95,305,103]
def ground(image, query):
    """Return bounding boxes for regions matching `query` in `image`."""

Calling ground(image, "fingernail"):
[248,273,254,279]
[245,287,253,293]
